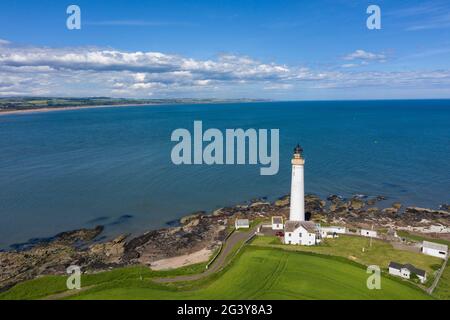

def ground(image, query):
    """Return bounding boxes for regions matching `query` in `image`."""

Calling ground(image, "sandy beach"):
[0,103,154,116]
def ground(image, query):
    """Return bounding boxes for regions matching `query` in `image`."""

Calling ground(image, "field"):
[434,261,450,299]
[251,235,443,280]
[0,247,432,300]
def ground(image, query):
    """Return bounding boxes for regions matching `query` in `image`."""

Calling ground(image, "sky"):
[0,0,450,100]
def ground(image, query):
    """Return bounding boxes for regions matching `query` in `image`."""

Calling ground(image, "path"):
[42,224,259,299]
[154,224,260,283]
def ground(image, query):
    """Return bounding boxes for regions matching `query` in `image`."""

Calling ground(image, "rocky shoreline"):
[1,193,449,291]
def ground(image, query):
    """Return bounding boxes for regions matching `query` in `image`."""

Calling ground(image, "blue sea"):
[0,100,449,249]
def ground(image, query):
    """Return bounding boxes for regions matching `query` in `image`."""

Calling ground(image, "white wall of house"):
[422,247,447,259]
[389,267,409,279]
[360,229,377,238]
[235,220,249,230]
[389,267,426,283]
[321,226,346,234]
[272,223,284,230]
[284,226,316,246]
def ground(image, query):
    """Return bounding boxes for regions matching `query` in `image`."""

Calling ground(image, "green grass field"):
[0,247,432,300]
[434,261,450,300]
[251,235,443,280]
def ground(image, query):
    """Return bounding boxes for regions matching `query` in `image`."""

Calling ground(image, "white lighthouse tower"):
[289,144,305,221]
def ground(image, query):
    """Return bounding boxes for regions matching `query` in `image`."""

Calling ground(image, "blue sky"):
[1,0,450,99]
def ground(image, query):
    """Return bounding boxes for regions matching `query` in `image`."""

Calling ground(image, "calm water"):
[0,100,449,249]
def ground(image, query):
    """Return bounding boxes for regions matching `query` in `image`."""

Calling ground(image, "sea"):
[0,100,449,249]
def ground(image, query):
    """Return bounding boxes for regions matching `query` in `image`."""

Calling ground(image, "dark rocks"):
[327,194,345,203]
[180,211,205,225]
[382,207,398,216]
[348,198,365,210]
[403,207,449,222]
[275,195,290,207]
[305,194,326,213]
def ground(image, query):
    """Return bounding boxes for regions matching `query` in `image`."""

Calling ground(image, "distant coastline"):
[0,97,269,116]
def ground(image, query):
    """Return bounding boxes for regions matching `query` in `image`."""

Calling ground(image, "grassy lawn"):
[0,263,206,300]
[251,235,443,279]
[434,261,450,300]
[1,247,431,300]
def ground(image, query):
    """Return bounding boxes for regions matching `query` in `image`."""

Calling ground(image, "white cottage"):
[388,262,427,283]
[235,219,250,230]
[284,221,319,246]
[360,229,377,238]
[422,241,448,259]
[271,216,284,230]
[321,226,346,238]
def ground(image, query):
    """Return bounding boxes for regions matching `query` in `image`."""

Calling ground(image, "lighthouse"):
[283,145,319,245]
[289,144,305,221]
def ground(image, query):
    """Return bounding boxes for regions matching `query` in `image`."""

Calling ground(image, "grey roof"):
[422,241,448,252]
[389,261,426,277]
[272,216,283,224]
[388,261,404,270]
[284,220,317,233]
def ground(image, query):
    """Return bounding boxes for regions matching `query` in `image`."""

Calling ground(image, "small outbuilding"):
[388,262,427,283]
[235,219,250,230]
[321,226,346,238]
[422,241,448,259]
[271,216,284,230]
[360,229,377,238]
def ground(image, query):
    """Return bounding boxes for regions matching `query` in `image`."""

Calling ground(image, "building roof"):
[272,216,283,224]
[284,220,317,233]
[423,241,448,252]
[389,261,426,277]
[388,261,404,270]
[235,219,249,226]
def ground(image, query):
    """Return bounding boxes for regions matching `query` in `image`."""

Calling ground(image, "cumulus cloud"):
[343,49,386,62]
[0,40,449,98]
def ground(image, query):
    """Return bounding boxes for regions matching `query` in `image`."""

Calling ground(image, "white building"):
[283,145,321,246]
[388,262,427,283]
[271,216,284,230]
[235,219,250,230]
[360,229,377,238]
[284,221,319,246]
[422,241,448,259]
[321,226,346,238]
[289,144,305,221]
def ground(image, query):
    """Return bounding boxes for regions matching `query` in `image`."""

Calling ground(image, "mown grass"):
[1,247,432,300]
[434,260,450,300]
[67,247,430,300]
[0,263,206,300]
[251,235,443,277]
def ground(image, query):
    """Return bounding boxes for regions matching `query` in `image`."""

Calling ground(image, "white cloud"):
[0,40,449,98]
[343,50,386,62]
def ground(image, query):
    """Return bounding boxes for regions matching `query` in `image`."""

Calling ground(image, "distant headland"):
[0,97,269,115]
